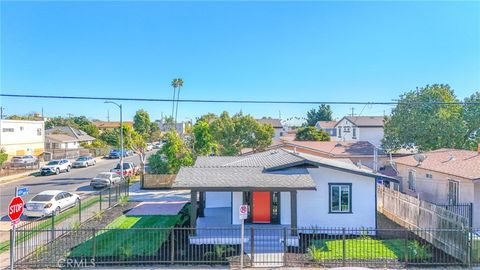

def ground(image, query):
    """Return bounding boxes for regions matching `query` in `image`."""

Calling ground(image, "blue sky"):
[1,1,479,124]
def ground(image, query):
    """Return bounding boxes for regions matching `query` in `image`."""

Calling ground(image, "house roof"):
[92,121,133,129]
[45,134,79,143]
[45,126,95,142]
[316,121,337,129]
[281,140,387,157]
[256,118,283,128]
[173,149,396,190]
[394,148,480,180]
[336,116,385,127]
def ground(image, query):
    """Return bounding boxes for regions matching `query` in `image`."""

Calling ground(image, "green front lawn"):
[308,237,433,261]
[69,214,181,258]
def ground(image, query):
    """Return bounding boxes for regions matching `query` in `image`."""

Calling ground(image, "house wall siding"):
[0,120,45,158]
[205,192,232,208]
[360,127,384,147]
[297,167,376,228]
[232,192,243,224]
[280,192,291,225]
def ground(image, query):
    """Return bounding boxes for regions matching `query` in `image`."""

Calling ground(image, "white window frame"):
[448,180,459,205]
[329,183,352,213]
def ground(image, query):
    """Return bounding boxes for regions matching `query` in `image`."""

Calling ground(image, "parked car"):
[40,159,71,175]
[108,149,128,159]
[90,172,122,188]
[10,155,38,167]
[72,156,96,168]
[110,162,139,177]
[23,190,80,218]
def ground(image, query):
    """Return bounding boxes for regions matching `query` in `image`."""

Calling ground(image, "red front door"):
[252,192,271,223]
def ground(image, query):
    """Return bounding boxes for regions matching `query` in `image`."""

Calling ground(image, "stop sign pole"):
[9,187,24,270]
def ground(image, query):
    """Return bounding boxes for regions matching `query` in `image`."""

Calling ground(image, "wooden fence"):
[377,185,470,263]
[142,174,176,189]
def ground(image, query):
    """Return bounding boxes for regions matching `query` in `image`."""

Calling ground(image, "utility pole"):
[107,109,110,122]
[350,107,355,116]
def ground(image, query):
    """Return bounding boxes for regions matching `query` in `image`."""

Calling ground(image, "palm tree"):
[174,78,184,126]
[171,79,178,128]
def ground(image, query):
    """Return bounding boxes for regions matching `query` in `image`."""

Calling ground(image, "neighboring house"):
[333,116,385,147]
[256,118,284,139]
[92,121,134,133]
[156,120,187,136]
[315,121,337,137]
[173,149,396,244]
[0,119,45,159]
[394,147,480,226]
[45,126,95,150]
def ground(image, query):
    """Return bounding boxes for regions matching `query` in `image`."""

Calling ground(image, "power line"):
[1,93,479,105]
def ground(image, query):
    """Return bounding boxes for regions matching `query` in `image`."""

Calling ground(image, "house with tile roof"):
[173,148,397,244]
[394,147,480,226]
[333,116,385,146]
[315,120,338,137]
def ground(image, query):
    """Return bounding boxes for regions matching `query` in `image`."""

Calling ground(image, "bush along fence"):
[6,181,129,263]
[11,226,480,268]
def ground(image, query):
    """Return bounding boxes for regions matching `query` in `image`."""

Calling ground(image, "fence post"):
[467,228,472,267]
[283,227,287,266]
[51,213,55,241]
[170,229,175,264]
[250,227,254,267]
[99,191,102,211]
[78,199,82,224]
[9,229,14,270]
[404,229,408,265]
[342,228,346,267]
[108,186,112,208]
[92,228,97,260]
[469,203,473,227]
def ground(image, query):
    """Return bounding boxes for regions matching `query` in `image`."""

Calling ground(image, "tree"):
[133,109,152,137]
[148,130,193,174]
[305,105,333,126]
[100,129,119,147]
[174,78,184,126]
[462,92,480,149]
[209,112,242,155]
[45,115,100,138]
[234,114,273,152]
[0,149,8,170]
[192,120,218,155]
[295,126,330,141]
[382,84,466,151]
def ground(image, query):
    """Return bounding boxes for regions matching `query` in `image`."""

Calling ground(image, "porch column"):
[190,190,198,229]
[198,192,205,217]
[290,190,298,236]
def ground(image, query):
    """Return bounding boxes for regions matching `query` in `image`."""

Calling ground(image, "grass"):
[69,214,181,258]
[0,196,99,253]
[308,237,433,261]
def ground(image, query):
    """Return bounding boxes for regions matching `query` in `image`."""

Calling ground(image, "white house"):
[0,119,45,158]
[333,116,385,147]
[173,149,396,245]
[256,118,284,140]
[45,126,95,150]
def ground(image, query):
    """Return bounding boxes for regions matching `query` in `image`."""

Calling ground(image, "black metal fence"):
[436,203,474,227]
[11,226,480,268]
[9,181,129,268]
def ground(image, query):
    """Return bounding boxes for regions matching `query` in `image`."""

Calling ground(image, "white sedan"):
[72,156,96,168]
[24,190,80,218]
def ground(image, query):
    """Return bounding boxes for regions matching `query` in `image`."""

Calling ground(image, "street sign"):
[16,187,29,197]
[239,204,248,220]
[8,196,24,222]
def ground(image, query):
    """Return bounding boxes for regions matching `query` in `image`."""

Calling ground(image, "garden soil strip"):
[125,201,188,216]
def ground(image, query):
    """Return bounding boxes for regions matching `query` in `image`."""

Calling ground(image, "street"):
[0,153,152,218]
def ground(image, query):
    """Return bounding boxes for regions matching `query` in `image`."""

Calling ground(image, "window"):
[352,127,357,139]
[329,183,352,213]
[37,128,42,136]
[20,126,24,131]
[426,173,433,179]
[448,180,459,205]
[343,126,351,132]
[2,128,14,132]
[338,126,342,138]
[408,170,416,191]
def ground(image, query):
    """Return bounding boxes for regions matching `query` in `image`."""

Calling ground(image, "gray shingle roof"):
[174,167,316,190]
[343,116,385,127]
[256,118,283,128]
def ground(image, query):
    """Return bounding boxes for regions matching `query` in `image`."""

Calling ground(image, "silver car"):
[90,172,121,188]
[10,155,38,167]
[72,156,96,168]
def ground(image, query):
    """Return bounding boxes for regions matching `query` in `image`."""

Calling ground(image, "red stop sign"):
[8,196,24,221]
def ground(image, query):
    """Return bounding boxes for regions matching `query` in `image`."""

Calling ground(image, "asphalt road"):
[0,153,152,218]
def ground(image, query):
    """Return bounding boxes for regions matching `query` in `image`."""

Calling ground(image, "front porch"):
[190,207,300,247]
